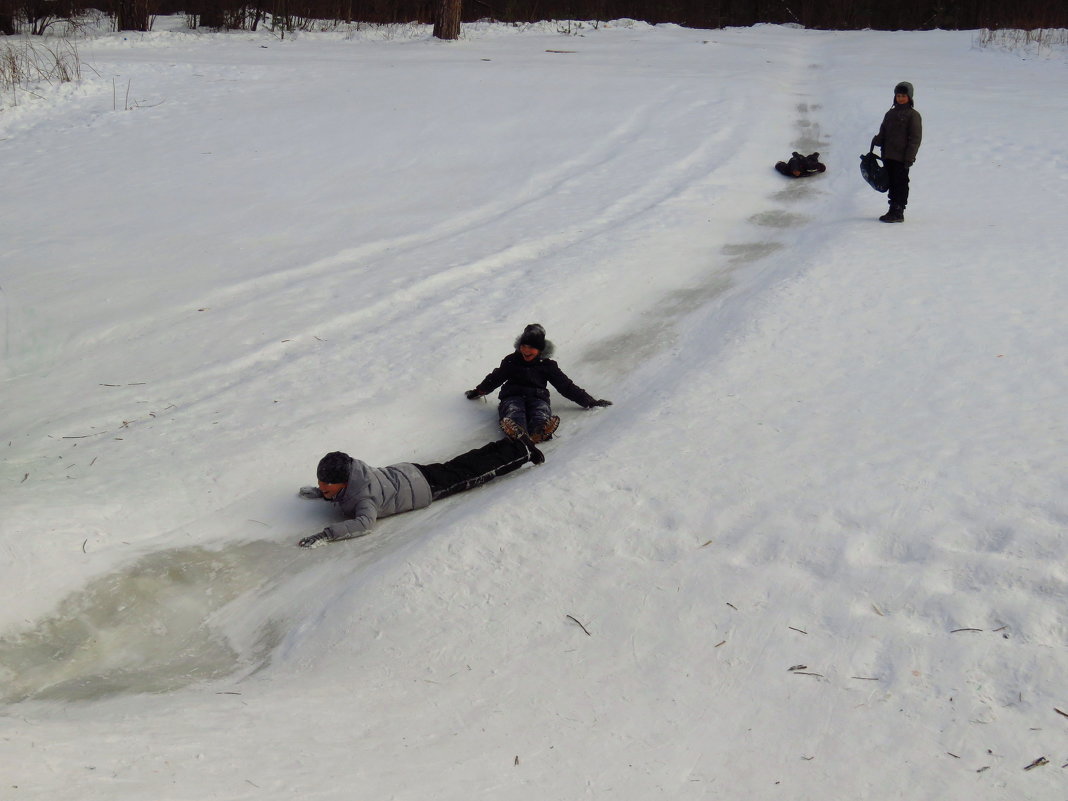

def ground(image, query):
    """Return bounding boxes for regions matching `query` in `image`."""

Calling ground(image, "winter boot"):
[500,418,544,464]
[530,415,560,444]
[879,205,905,223]
[804,152,826,173]
[500,417,523,440]
[523,437,546,465]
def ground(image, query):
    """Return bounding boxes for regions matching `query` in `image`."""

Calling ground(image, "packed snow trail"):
[2,22,1068,801]
[1,19,839,701]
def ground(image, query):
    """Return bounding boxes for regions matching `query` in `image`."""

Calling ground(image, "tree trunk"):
[114,0,150,31]
[0,0,15,35]
[433,0,461,39]
[198,0,224,28]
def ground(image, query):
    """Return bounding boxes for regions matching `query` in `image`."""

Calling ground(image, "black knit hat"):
[317,451,353,484]
[516,323,546,352]
[894,81,914,100]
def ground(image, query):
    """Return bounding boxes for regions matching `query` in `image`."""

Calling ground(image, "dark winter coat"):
[475,346,598,408]
[775,151,826,178]
[873,102,922,166]
[324,459,433,540]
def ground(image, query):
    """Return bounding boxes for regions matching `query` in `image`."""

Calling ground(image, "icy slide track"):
[0,542,291,703]
[2,25,868,702]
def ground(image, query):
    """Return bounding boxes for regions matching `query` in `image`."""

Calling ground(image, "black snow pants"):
[415,439,533,501]
[885,159,911,209]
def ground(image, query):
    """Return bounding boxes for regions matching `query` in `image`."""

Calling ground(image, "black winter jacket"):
[475,351,597,408]
[874,103,922,166]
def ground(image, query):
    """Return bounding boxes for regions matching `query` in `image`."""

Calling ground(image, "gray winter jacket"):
[324,460,433,540]
[873,103,922,165]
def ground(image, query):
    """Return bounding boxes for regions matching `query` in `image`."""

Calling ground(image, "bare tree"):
[433,0,460,39]
[143,0,1068,34]
[0,0,15,35]
[114,0,151,31]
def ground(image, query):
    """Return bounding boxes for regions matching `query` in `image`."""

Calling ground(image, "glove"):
[298,531,331,548]
[589,399,613,408]
[465,389,485,400]
[298,486,323,499]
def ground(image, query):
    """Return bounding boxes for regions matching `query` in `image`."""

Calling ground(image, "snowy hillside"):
[2,20,1067,800]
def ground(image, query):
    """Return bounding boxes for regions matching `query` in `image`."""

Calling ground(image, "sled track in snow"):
[0,35,851,704]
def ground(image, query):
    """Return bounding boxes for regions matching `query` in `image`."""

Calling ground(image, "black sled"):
[859,150,889,193]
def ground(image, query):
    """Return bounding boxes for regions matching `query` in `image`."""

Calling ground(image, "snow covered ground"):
[2,18,1067,800]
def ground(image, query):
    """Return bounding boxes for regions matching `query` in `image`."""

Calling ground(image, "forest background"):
[3,0,1067,39]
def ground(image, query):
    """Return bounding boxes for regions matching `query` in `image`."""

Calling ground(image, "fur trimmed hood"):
[513,323,555,358]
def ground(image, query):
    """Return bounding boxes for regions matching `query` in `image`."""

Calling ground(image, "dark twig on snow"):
[81,539,87,553]
[950,627,983,633]
[1053,707,1068,719]
[788,626,808,635]
[1023,757,1048,770]
[566,614,591,636]
[851,676,880,681]
[726,602,738,611]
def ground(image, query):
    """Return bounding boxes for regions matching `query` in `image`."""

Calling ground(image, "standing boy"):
[871,81,923,223]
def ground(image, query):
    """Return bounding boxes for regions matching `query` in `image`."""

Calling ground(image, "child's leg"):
[417,439,537,500]
[885,160,910,209]
[498,397,528,431]
[526,398,553,435]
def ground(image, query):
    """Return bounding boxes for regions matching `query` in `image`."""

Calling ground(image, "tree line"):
[2,0,1065,37]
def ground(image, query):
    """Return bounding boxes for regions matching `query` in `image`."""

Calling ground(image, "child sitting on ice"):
[464,324,612,443]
